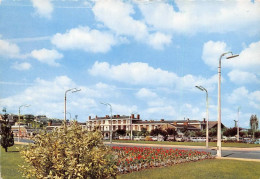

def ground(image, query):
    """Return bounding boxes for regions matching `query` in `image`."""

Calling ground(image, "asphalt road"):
[14,138,260,160]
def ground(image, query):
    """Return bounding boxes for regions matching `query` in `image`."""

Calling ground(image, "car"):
[254,139,260,144]
[175,137,184,142]
[134,136,145,141]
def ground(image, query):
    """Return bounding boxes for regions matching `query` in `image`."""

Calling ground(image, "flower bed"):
[112,146,214,173]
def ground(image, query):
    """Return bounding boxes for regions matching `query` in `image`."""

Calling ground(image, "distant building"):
[86,114,225,138]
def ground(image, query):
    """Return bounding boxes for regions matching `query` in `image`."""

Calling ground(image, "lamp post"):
[18,104,30,142]
[236,107,240,142]
[64,88,81,124]
[195,85,209,148]
[217,52,239,157]
[101,102,113,144]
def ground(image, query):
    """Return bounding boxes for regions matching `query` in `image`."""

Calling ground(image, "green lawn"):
[117,159,260,179]
[111,140,260,148]
[0,145,25,179]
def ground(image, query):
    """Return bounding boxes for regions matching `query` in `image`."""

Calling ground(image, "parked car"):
[243,138,252,143]
[175,137,184,142]
[150,136,158,141]
[254,139,260,144]
[134,136,145,141]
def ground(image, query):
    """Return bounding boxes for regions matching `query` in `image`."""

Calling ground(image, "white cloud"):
[228,70,259,84]
[31,0,53,19]
[136,88,157,99]
[226,41,260,72]
[92,0,171,49]
[11,62,32,71]
[51,26,116,53]
[202,40,260,74]
[30,48,63,66]
[138,0,260,35]
[89,61,218,91]
[0,39,21,59]
[148,32,171,50]
[88,61,178,86]
[228,86,260,110]
[202,41,229,69]
[0,76,125,120]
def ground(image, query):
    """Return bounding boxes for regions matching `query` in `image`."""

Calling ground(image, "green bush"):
[20,122,117,178]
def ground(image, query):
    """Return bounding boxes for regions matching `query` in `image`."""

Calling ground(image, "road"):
[14,138,260,160]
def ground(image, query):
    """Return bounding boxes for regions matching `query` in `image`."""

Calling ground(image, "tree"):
[20,121,117,179]
[165,128,177,141]
[223,127,241,137]
[139,127,149,137]
[0,108,14,152]
[116,129,126,136]
[250,115,259,139]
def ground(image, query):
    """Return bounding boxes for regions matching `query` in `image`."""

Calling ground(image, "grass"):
[111,140,260,148]
[117,159,260,179]
[1,144,260,179]
[0,145,25,179]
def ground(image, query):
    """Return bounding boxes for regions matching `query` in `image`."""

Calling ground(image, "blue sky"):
[0,0,259,128]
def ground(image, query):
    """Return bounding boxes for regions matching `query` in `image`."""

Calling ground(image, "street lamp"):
[100,102,113,144]
[217,51,239,158]
[236,107,241,142]
[64,88,81,123]
[62,112,71,120]
[18,104,30,142]
[195,85,209,148]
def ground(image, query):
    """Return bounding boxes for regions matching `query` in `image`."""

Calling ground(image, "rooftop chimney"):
[131,114,134,119]
[137,114,140,119]
[89,116,91,120]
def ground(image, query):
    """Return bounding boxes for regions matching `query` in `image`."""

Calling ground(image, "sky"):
[0,0,259,128]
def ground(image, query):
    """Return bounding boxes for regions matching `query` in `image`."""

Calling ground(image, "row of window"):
[87,124,162,131]
[88,119,129,125]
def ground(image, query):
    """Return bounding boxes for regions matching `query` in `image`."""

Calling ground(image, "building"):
[86,114,141,138]
[86,114,224,138]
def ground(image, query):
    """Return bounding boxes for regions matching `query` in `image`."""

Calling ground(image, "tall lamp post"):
[195,85,209,148]
[236,107,241,142]
[217,52,239,157]
[101,102,113,144]
[18,104,30,142]
[64,88,81,123]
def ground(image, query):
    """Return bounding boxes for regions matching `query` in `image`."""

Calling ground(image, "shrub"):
[0,111,14,152]
[20,121,117,178]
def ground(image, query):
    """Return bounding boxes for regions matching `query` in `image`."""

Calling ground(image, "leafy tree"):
[195,130,205,137]
[0,108,14,152]
[223,127,241,137]
[150,128,162,136]
[20,121,117,179]
[255,131,260,138]
[116,129,126,136]
[139,127,149,137]
[209,128,217,137]
[165,128,177,141]
[250,114,259,139]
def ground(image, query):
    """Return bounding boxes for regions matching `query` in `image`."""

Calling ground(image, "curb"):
[216,157,260,162]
